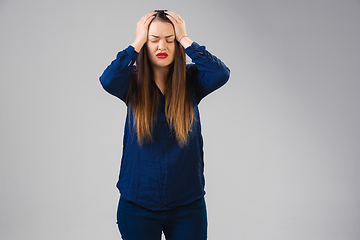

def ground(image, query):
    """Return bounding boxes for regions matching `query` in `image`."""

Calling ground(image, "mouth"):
[156,52,168,59]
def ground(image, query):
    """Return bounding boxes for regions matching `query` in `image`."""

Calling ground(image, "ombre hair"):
[127,10,194,147]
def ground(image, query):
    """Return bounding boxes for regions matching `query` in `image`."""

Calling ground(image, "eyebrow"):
[149,34,174,38]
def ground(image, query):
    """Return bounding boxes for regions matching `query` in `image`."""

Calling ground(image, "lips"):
[156,52,168,59]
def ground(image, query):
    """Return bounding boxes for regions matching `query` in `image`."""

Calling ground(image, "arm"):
[185,42,230,102]
[166,11,230,102]
[99,11,155,102]
[99,46,138,102]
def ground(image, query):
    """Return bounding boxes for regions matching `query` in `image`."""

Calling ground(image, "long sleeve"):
[99,45,139,102]
[184,42,230,104]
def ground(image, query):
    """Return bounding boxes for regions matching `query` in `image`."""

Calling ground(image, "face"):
[146,21,176,68]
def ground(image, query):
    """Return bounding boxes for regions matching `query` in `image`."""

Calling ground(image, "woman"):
[100,10,230,240]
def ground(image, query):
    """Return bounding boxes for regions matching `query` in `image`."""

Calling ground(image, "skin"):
[131,11,194,94]
[146,20,176,91]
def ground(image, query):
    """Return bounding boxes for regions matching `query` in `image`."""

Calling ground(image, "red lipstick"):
[156,52,168,59]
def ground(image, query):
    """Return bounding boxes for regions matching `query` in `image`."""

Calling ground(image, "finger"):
[165,11,177,20]
[177,14,184,22]
[147,11,156,17]
[169,11,182,20]
[166,13,178,24]
[165,10,176,16]
[144,15,155,25]
[145,11,156,16]
[141,11,155,23]
[167,11,183,22]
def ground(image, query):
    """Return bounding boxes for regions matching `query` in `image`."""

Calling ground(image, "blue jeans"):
[117,196,207,240]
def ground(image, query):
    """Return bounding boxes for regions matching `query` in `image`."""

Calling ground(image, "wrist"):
[179,36,193,49]
[131,39,146,53]
[179,35,188,43]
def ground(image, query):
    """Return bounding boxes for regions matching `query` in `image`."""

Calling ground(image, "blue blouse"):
[100,42,230,210]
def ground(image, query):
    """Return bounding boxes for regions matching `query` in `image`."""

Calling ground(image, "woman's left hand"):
[166,11,193,48]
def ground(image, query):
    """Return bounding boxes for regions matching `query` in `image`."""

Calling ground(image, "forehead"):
[148,21,174,37]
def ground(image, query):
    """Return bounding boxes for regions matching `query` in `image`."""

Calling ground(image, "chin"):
[153,59,174,68]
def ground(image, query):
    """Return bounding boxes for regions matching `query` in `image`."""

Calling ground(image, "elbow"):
[217,65,230,87]
[99,61,119,92]
[99,74,109,90]
[99,77,112,95]
[100,74,118,97]
[99,68,115,93]
[223,66,230,84]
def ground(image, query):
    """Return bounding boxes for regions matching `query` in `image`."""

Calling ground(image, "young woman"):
[100,10,230,240]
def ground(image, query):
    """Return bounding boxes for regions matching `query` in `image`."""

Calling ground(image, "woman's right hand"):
[131,11,155,52]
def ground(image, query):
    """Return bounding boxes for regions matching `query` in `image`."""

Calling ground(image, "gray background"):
[1,0,359,239]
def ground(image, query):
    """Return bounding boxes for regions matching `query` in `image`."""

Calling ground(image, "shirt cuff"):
[125,45,139,63]
[184,41,207,59]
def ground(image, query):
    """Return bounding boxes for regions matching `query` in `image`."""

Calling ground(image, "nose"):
[158,39,166,51]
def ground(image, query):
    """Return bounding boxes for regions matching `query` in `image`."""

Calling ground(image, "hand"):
[166,11,193,48]
[131,11,155,52]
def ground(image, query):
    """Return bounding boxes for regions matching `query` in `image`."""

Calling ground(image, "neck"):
[152,64,171,95]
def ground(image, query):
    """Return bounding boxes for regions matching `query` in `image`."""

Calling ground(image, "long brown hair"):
[127,11,194,146]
